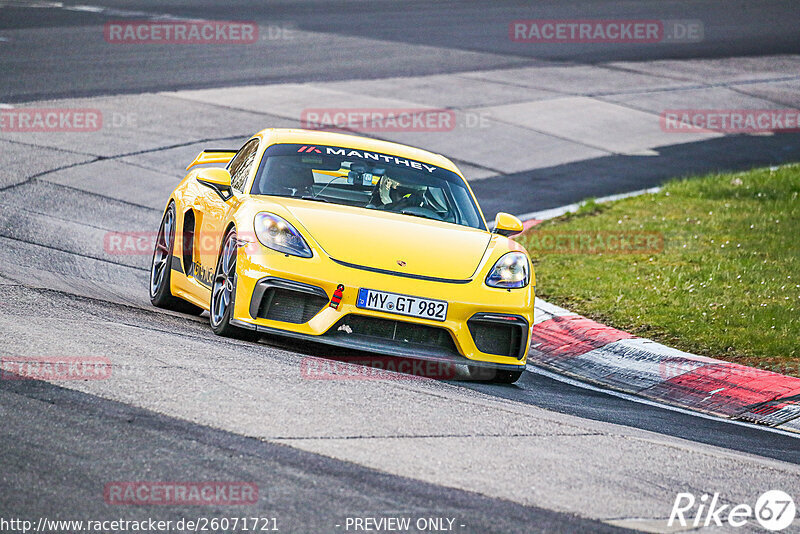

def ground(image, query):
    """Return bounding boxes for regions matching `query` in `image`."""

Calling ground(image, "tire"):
[150,203,204,315]
[468,365,523,384]
[209,227,259,341]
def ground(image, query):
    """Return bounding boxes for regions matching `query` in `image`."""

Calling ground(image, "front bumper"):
[232,247,533,370]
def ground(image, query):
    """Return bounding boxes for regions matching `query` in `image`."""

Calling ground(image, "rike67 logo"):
[669,490,796,531]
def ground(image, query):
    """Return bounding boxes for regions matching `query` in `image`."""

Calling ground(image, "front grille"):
[467,316,527,358]
[256,287,328,324]
[326,315,459,355]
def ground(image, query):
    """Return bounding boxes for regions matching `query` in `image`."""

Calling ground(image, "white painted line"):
[526,363,800,439]
[64,4,104,13]
[0,1,64,7]
[0,1,198,22]
[515,186,662,222]
[519,164,795,224]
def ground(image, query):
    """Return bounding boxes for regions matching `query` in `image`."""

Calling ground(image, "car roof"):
[255,128,462,176]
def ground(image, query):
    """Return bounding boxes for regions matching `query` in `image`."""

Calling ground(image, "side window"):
[228,139,260,192]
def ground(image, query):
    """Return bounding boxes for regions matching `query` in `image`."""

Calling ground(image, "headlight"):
[254,212,312,258]
[486,252,530,289]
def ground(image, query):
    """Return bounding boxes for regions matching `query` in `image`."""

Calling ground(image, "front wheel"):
[490,369,524,384]
[209,228,259,341]
[468,365,524,384]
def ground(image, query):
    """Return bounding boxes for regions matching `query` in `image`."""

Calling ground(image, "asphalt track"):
[1,0,800,102]
[1,2,800,533]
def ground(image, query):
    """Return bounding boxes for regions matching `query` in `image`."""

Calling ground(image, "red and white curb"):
[520,194,800,434]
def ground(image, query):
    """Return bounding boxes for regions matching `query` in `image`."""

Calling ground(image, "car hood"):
[285,201,490,280]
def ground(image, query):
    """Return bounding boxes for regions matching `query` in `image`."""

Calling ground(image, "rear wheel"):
[150,203,204,315]
[209,228,259,341]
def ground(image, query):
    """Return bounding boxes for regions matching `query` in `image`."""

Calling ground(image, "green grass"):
[518,164,800,376]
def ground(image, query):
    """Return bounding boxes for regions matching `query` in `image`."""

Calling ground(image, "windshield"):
[250,143,485,230]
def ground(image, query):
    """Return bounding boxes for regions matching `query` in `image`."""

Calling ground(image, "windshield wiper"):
[301,196,329,203]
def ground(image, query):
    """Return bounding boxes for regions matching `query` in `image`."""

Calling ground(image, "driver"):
[368,175,424,210]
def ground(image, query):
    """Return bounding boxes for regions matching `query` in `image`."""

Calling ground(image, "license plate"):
[356,288,448,322]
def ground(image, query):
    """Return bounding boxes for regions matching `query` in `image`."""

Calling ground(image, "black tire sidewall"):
[210,228,237,334]
[150,203,176,304]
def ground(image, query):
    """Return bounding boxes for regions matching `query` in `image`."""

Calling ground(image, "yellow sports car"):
[150,129,534,383]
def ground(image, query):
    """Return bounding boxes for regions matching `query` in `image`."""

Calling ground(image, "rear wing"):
[185,149,237,171]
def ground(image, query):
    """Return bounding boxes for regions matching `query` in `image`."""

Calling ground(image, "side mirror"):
[196,168,233,200]
[196,167,232,188]
[493,212,524,237]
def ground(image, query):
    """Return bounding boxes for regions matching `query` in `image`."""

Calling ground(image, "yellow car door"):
[191,138,260,302]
